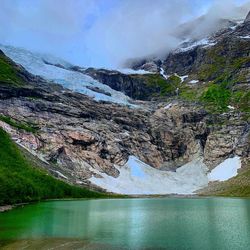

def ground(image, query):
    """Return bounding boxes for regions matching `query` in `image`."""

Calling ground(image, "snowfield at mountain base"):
[89,155,242,195]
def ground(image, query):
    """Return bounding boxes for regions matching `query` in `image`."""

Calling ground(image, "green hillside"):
[0,128,108,206]
[0,53,25,86]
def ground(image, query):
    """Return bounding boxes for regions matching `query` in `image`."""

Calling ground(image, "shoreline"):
[1,194,250,213]
[0,205,14,212]
[0,202,29,213]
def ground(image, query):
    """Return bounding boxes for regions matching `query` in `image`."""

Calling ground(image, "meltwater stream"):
[0,198,250,250]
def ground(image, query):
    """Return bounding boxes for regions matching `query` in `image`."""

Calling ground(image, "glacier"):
[0,45,133,105]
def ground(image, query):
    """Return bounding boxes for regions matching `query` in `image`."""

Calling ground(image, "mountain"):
[0,11,249,200]
[121,11,250,111]
[66,13,250,103]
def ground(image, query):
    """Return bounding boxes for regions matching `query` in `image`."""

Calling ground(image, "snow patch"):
[189,80,199,84]
[76,180,83,184]
[52,170,68,180]
[174,73,188,83]
[239,35,250,39]
[117,68,152,75]
[176,38,216,53]
[208,156,241,182]
[227,105,235,110]
[164,103,173,110]
[121,131,130,137]
[89,156,208,195]
[231,25,238,30]
[160,67,169,80]
[236,20,244,25]
[167,73,188,83]
[180,75,188,83]
[128,157,146,178]
[230,20,244,30]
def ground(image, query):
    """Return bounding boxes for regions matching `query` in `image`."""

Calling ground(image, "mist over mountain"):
[0,0,249,68]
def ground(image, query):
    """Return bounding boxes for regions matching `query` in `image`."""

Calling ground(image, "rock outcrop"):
[245,11,250,22]
[72,67,162,101]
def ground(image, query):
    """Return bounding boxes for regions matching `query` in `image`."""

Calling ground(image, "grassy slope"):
[139,40,250,114]
[0,128,109,206]
[0,53,25,86]
[196,47,250,114]
[0,115,38,133]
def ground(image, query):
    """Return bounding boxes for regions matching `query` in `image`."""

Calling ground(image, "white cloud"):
[0,0,249,68]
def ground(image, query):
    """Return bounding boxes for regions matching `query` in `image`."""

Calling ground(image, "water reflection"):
[0,198,250,250]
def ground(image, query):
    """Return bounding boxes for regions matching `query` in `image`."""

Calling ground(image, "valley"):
[0,11,249,199]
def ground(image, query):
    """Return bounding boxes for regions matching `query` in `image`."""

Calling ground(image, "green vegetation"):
[183,45,250,113]
[179,86,198,101]
[141,71,249,114]
[198,54,226,81]
[143,73,182,96]
[160,75,181,96]
[200,83,231,112]
[177,51,250,113]
[197,43,250,83]
[133,57,249,113]
[199,83,250,114]
[0,54,25,86]
[0,128,109,206]
[231,90,250,113]
[0,115,38,133]
[143,74,169,94]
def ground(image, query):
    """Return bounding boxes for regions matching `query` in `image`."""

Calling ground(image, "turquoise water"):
[0,198,250,249]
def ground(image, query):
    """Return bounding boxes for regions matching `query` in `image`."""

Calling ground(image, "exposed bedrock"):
[0,82,248,189]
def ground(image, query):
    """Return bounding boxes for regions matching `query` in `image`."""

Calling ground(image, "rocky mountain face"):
[0,11,249,195]
[71,67,161,101]
[245,10,250,22]
[56,13,250,103]
[0,50,249,193]
[162,21,250,80]
[127,12,250,86]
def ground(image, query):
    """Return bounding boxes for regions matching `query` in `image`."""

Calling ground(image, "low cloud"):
[0,0,249,68]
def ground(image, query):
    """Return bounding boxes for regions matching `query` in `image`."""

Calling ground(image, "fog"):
[0,0,249,68]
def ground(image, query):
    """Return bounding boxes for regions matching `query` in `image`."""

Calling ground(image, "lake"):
[0,198,250,249]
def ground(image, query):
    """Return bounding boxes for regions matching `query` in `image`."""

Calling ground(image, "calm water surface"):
[0,198,250,250]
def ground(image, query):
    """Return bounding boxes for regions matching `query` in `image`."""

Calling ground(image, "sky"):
[0,0,249,68]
